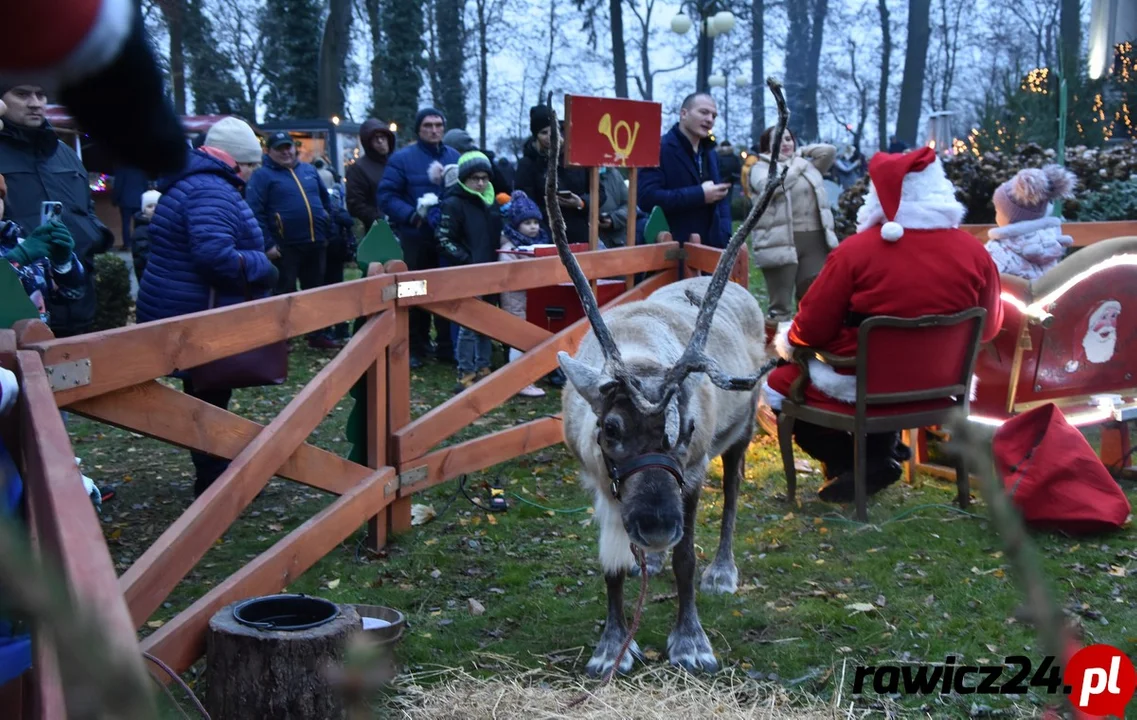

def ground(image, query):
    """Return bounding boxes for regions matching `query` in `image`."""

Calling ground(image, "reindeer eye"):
[603,415,622,441]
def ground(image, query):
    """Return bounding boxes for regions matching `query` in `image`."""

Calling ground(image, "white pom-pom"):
[881,221,904,241]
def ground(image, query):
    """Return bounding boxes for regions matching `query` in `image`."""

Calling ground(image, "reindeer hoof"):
[667,625,718,673]
[700,560,738,595]
[586,634,643,678]
[628,551,666,577]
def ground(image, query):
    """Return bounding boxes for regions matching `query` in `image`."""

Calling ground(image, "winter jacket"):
[245,155,332,250]
[598,167,630,248]
[130,211,153,281]
[111,165,149,210]
[513,138,599,245]
[437,188,502,266]
[345,119,395,229]
[1,218,86,323]
[0,121,113,336]
[748,146,839,268]
[637,124,732,248]
[377,139,459,247]
[498,224,544,318]
[137,149,276,323]
[985,217,1072,281]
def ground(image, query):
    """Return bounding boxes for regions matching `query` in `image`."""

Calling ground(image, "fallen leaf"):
[327,578,341,590]
[794,459,817,475]
[147,620,164,629]
[1107,565,1128,577]
[267,523,284,532]
[644,649,661,661]
[845,603,876,615]
[836,646,853,653]
[487,514,498,525]
[468,598,486,616]
[410,504,437,526]
[430,569,442,579]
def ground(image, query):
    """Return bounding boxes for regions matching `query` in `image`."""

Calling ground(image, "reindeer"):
[546,80,791,676]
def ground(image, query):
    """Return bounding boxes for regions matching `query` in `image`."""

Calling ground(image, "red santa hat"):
[856,147,965,241]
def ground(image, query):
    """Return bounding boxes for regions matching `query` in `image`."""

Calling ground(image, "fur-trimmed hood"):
[855,156,965,233]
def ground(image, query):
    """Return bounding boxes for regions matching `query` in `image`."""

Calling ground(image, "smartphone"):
[40,201,63,227]
[556,190,574,197]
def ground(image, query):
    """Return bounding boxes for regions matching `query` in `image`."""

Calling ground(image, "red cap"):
[867,146,937,241]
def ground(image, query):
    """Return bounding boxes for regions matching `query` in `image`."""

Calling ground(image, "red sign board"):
[564,95,662,168]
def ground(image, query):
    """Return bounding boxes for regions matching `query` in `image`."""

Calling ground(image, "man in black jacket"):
[345,118,395,230]
[0,84,113,337]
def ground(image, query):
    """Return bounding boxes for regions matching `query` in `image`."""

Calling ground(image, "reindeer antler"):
[642,78,791,413]
[544,94,632,384]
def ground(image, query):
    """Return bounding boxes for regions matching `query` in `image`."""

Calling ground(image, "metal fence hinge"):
[665,247,688,261]
[384,475,399,497]
[382,284,398,302]
[396,280,427,299]
[44,359,91,392]
[398,465,429,489]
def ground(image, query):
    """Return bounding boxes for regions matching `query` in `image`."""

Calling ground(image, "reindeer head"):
[547,81,790,553]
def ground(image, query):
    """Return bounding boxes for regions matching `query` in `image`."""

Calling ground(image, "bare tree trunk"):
[803,0,829,141]
[365,0,383,117]
[783,0,810,138]
[158,0,186,114]
[877,0,891,151]
[477,0,490,148]
[1059,0,1080,77]
[426,0,442,104]
[318,0,352,118]
[895,0,931,147]
[610,0,628,97]
[750,0,765,145]
[537,0,557,102]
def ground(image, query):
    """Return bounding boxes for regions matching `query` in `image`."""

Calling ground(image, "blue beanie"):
[415,107,445,134]
[508,190,542,228]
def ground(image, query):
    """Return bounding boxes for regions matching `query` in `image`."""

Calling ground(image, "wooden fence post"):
[365,263,390,552]
[384,260,413,541]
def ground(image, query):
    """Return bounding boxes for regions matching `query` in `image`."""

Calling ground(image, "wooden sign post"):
[564,95,663,290]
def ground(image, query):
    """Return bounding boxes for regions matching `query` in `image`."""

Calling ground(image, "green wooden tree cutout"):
[642,206,670,245]
[356,219,403,272]
[0,263,39,329]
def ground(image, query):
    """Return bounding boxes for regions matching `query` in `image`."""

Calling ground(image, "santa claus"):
[1065,299,1122,372]
[763,146,1004,502]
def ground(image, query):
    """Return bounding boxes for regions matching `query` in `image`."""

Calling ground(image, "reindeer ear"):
[664,396,681,450]
[558,351,609,410]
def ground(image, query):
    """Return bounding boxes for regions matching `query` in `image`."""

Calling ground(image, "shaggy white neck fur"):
[856,159,966,233]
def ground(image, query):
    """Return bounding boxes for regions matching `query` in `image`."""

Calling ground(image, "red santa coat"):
[764,152,1004,413]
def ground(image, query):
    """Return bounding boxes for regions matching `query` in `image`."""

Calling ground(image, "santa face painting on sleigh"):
[1066,300,1122,373]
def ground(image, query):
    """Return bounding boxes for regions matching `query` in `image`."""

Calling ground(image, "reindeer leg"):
[668,489,719,673]
[701,436,748,594]
[586,570,643,677]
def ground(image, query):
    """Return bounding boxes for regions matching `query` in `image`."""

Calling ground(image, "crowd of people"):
[0,80,1085,504]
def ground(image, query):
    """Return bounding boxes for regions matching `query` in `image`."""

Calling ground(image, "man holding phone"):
[0,84,113,337]
[638,92,733,248]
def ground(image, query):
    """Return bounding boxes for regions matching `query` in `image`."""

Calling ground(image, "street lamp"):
[708,74,726,88]
[671,6,735,93]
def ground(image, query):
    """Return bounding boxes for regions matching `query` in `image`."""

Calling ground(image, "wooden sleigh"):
[915,235,1137,479]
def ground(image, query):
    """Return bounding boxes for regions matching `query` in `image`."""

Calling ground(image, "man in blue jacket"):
[378,107,460,368]
[246,132,338,347]
[638,92,733,248]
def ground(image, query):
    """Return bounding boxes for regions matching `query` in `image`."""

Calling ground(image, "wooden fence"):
[0,238,731,717]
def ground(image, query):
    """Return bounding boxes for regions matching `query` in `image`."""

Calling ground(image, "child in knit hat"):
[131,188,160,281]
[438,151,501,391]
[986,165,1077,280]
[499,190,549,398]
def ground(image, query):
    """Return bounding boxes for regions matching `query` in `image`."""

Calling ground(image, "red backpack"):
[993,403,1131,534]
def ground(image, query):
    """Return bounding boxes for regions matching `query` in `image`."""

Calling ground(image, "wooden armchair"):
[777,308,987,521]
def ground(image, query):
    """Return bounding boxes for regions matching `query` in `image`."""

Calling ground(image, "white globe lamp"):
[734,75,748,88]
[670,13,692,34]
[708,74,726,88]
[712,10,735,34]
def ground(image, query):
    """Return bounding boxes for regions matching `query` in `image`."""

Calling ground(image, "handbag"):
[187,257,289,393]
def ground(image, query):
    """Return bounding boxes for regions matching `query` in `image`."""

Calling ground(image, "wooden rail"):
[2,240,738,714]
[961,221,1137,247]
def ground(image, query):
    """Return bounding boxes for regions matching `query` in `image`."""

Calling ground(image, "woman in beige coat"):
[748,126,839,342]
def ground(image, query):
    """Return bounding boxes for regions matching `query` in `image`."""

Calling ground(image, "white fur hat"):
[141,189,161,208]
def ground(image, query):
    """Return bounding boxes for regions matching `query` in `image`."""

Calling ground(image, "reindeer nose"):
[632,508,684,550]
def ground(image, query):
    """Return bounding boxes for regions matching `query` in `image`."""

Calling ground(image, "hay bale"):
[388,663,856,720]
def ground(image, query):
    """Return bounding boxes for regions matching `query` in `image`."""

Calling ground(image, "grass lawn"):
[69,267,1136,718]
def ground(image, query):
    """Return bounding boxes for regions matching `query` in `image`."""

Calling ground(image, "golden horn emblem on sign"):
[598,113,641,165]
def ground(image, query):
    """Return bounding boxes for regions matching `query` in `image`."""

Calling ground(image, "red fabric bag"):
[992,403,1131,534]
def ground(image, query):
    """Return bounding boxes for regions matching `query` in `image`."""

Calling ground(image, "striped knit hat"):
[457,151,492,182]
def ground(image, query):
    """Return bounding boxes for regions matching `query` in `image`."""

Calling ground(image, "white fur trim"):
[970,374,978,402]
[595,490,635,573]
[881,222,904,241]
[0,367,17,417]
[807,360,857,402]
[987,215,1061,240]
[773,321,795,361]
[760,381,785,411]
[856,158,966,234]
[60,0,135,86]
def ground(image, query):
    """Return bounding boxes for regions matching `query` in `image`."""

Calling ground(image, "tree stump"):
[206,599,360,720]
